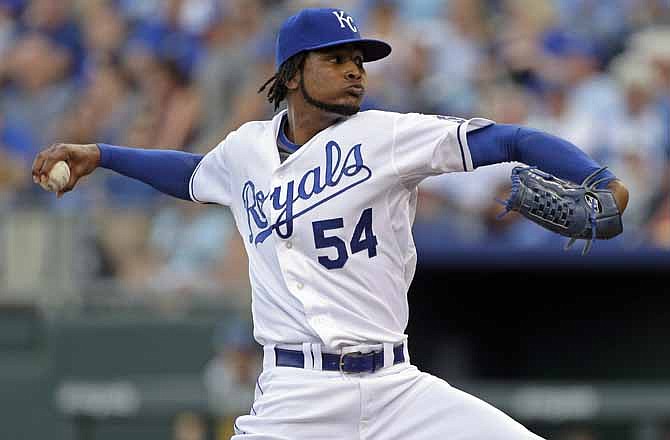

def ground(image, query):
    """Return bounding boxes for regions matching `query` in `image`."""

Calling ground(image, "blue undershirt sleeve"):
[467,124,616,187]
[97,143,203,201]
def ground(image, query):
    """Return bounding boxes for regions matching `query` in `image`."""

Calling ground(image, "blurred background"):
[0,0,669,439]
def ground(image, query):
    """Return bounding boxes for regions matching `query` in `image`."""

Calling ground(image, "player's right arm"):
[31,143,204,200]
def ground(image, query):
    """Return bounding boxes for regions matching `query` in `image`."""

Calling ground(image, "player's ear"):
[286,52,307,90]
[286,69,300,90]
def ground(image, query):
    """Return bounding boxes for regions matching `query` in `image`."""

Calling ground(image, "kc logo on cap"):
[332,10,358,32]
[275,8,391,68]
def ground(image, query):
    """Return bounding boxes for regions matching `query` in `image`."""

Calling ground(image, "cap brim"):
[303,38,392,62]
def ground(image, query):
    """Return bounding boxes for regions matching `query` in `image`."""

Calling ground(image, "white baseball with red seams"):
[40,160,70,192]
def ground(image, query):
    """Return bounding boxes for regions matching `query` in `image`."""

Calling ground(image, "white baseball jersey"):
[190,109,493,350]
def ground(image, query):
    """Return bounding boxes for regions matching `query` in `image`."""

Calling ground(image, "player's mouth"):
[345,84,365,97]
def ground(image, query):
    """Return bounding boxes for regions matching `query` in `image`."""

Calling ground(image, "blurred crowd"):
[1,0,669,296]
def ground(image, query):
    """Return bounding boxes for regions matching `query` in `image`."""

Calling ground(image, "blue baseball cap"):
[275,8,392,68]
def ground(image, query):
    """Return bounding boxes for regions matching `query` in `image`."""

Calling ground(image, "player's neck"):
[285,104,343,145]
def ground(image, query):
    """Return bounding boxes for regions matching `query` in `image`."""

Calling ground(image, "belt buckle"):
[338,352,346,374]
[339,351,373,374]
[339,351,364,374]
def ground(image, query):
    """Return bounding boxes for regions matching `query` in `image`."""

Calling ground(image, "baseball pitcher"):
[33,8,629,439]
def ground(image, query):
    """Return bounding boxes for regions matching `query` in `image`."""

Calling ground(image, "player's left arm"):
[467,124,629,213]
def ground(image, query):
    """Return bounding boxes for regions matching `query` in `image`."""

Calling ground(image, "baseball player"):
[33,8,629,440]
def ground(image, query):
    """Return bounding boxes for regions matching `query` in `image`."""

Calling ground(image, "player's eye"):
[332,55,343,63]
[354,56,364,68]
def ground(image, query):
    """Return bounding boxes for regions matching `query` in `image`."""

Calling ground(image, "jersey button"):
[296,282,304,289]
[285,241,293,249]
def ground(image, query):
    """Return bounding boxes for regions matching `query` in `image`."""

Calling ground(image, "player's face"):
[298,45,367,116]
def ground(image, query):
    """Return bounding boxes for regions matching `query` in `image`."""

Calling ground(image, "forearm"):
[98,143,203,201]
[468,124,617,187]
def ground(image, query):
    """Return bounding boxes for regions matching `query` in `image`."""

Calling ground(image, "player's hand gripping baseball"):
[32,143,101,198]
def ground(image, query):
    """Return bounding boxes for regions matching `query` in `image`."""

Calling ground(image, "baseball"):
[40,161,71,192]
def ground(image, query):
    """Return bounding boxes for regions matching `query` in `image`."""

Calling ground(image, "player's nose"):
[341,56,363,80]
[345,65,363,81]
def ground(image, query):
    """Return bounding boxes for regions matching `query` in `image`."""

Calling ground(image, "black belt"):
[274,344,405,373]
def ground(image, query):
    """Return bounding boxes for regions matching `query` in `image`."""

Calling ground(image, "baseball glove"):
[497,166,623,255]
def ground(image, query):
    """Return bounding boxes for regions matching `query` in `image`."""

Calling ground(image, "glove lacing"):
[495,166,527,219]
[563,166,609,255]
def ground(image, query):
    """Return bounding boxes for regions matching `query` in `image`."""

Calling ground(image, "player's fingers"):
[58,172,80,198]
[37,144,69,180]
[31,147,51,183]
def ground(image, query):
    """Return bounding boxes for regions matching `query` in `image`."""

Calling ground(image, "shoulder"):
[339,110,402,130]
[357,110,470,125]
[353,111,495,131]
[231,111,284,141]
[235,118,274,138]
[352,109,402,121]
[211,118,274,150]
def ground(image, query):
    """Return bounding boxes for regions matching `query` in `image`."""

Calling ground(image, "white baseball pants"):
[232,345,545,440]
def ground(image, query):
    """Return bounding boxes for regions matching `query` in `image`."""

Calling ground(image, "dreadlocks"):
[258,52,307,111]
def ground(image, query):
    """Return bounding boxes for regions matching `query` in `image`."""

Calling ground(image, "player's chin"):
[334,95,363,114]
[333,103,360,116]
[310,93,362,116]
